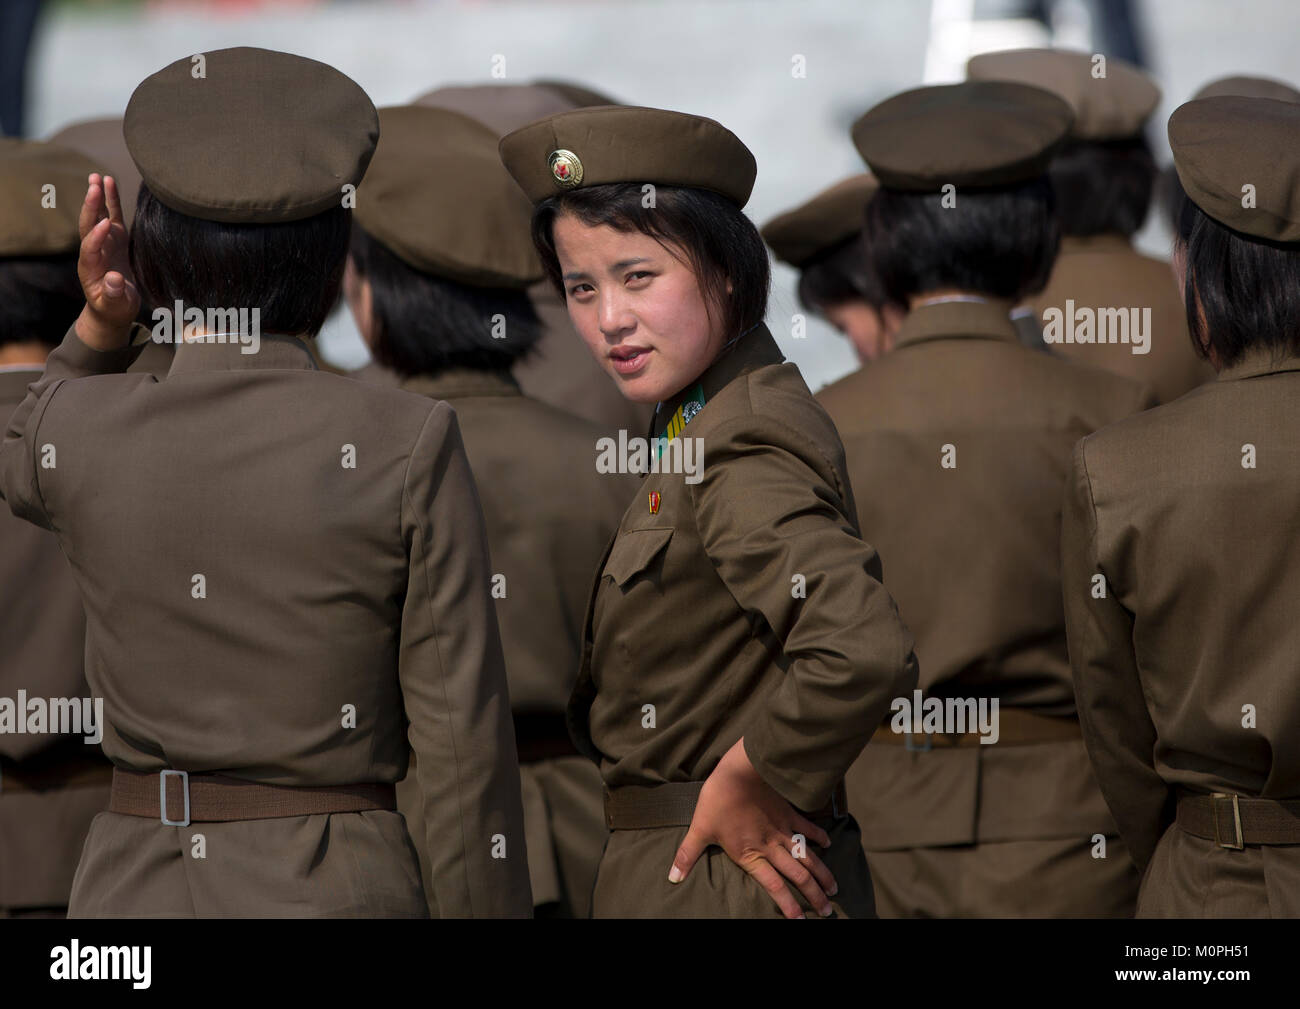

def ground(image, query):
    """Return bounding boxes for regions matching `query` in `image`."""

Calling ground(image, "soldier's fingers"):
[790,814,831,849]
[768,845,833,917]
[104,175,126,228]
[785,839,838,899]
[78,174,103,241]
[668,825,709,883]
[743,855,804,919]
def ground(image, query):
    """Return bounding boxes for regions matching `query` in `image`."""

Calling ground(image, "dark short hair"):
[796,232,901,317]
[347,225,540,375]
[130,182,350,337]
[531,183,770,340]
[1159,164,1187,238]
[1175,196,1300,367]
[0,254,83,348]
[866,178,1059,304]
[1049,137,1156,238]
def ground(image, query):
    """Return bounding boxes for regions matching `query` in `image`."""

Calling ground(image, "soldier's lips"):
[609,346,651,375]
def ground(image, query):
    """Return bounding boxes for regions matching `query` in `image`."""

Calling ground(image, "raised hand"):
[74,173,140,350]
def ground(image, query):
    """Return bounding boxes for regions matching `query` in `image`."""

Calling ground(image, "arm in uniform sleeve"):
[690,414,919,812]
[0,322,141,526]
[1061,437,1172,872]
[398,401,532,917]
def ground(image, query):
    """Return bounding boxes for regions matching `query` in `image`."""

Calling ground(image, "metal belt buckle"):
[160,769,191,827]
[904,732,933,752]
[1211,792,1243,850]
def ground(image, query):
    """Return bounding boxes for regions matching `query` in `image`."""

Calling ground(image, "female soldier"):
[0,47,530,917]
[345,104,638,917]
[0,138,111,917]
[500,106,919,919]
[818,81,1151,917]
[1063,95,1300,916]
[761,174,904,365]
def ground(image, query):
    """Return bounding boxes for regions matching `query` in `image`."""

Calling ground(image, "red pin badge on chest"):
[648,491,661,515]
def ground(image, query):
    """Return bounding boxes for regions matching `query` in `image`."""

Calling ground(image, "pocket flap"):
[602,527,674,587]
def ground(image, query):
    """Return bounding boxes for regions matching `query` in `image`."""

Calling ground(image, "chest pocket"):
[602,527,674,587]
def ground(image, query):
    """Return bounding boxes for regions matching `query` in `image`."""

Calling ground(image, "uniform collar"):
[166,332,320,376]
[893,296,1020,350]
[1215,347,1300,383]
[399,367,521,401]
[652,322,785,439]
[1058,233,1134,256]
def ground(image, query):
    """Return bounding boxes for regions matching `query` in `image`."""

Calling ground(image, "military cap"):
[123,46,378,223]
[761,174,878,267]
[0,137,99,257]
[46,117,143,226]
[499,105,756,207]
[1193,75,1300,103]
[851,81,1073,191]
[413,83,581,139]
[354,105,541,288]
[967,48,1159,140]
[1168,96,1300,242]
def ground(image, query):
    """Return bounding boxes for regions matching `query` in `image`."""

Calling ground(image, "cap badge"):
[549,149,583,188]
[648,491,661,515]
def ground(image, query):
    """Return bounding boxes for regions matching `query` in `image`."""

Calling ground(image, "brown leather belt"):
[871,707,1081,749]
[513,712,580,764]
[604,780,848,831]
[109,768,396,826]
[1176,791,1300,849]
[0,751,115,794]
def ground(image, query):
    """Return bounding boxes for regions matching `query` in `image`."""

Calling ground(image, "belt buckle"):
[160,769,190,827]
[1211,792,1243,850]
[903,732,932,752]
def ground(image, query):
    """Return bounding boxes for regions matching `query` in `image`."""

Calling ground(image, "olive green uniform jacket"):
[1062,348,1300,917]
[569,323,919,917]
[391,367,638,917]
[0,367,110,914]
[0,329,531,917]
[816,299,1152,916]
[1030,234,1215,404]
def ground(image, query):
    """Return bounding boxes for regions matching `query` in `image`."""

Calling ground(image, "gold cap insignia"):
[549,149,583,188]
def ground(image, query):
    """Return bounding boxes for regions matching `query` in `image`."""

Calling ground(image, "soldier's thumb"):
[669,827,707,884]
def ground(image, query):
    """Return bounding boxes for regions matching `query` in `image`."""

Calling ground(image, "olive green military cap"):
[1193,75,1300,103]
[46,117,143,226]
[761,174,878,267]
[413,83,582,139]
[355,105,542,288]
[499,105,756,207]
[1168,96,1300,242]
[0,137,99,256]
[852,81,1073,191]
[123,46,378,223]
[967,48,1159,140]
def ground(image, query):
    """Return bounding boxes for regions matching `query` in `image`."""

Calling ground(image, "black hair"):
[348,225,540,376]
[1048,136,1156,238]
[866,177,1059,304]
[531,183,770,340]
[129,182,350,337]
[1174,196,1300,367]
[795,232,901,317]
[0,254,84,348]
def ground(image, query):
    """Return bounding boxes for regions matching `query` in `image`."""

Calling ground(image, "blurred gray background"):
[14,0,1300,390]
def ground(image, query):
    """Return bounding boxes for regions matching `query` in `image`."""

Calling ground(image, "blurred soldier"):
[1063,95,1300,916]
[0,137,112,917]
[45,115,173,378]
[345,104,638,917]
[969,48,1214,403]
[0,47,530,917]
[395,81,651,438]
[761,174,905,365]
[819,80,1152,916]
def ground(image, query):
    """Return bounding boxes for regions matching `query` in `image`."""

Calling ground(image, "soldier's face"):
[552,212,727,403]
